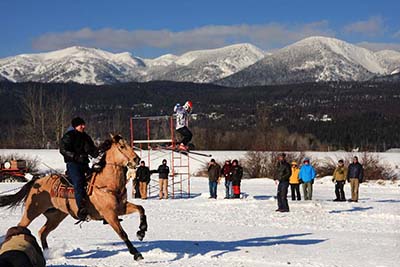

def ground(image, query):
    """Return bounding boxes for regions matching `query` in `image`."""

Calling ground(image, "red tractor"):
[0,160,29,182]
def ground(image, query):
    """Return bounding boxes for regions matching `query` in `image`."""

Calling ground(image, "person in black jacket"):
[136,161,151,199]
[59,117,98,220]
[231,159,243,199]
[154,159,170,199]
[347,156,364,202]
[275,153,292,212]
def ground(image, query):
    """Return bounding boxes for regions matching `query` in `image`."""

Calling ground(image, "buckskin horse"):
[0,134,147,261]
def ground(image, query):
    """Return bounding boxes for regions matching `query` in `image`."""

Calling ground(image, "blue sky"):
[1,0,400,58]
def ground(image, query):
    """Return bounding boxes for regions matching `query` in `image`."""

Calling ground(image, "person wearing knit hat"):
[71,117,85,128]
[59,117,99,220]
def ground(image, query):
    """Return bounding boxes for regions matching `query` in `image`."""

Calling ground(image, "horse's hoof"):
[136,230,145,241]
[139,223,148,232]
[134,253,144,261]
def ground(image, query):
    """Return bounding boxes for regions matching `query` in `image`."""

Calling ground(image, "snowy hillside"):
[0,149,398,267]
[1,37,400,86]
[219,36,392,87]
[0,46,147,85]
[375,50,400,75]
[0,44,265,85]
[142,43,266,83]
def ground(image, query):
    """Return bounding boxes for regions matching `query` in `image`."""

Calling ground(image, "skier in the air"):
[173,100,193,151]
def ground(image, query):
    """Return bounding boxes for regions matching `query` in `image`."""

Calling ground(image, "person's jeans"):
[277,181,289,211]
[66,162,88,208]
[209,181,218,198]
[225,180,233,198]
[290,183,301,200]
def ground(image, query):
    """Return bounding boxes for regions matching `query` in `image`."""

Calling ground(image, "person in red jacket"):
[221,160,233,199]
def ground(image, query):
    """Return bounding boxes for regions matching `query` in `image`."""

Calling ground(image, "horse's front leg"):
[103,212,144,261]
[124,202,147,241]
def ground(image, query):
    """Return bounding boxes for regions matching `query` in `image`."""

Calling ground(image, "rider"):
[59,117,98,220]
[174,100,193,151]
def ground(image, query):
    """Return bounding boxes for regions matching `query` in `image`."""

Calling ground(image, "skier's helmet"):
[183,100,193,111]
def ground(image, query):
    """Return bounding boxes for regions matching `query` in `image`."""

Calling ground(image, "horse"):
[0,134,147,261]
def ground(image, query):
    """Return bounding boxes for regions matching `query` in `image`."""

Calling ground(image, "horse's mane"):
[96,135,125,170]
[99,139,113,152]
[98,135,124,152]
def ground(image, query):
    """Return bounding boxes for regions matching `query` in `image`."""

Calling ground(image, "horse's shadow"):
[71,233,326,261]
[64,247,125,259]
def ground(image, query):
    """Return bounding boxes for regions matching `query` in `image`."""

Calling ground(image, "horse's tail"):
[0,176,40,209]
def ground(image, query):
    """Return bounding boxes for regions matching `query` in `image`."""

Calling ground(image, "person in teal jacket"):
[299,158,316,200]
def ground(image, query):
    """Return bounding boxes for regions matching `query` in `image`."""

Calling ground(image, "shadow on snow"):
[329,206,373,214]
[62,233,326,262]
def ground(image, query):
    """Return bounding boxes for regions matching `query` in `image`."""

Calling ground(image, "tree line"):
[0,80,399,151]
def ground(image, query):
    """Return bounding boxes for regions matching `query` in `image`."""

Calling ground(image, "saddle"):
[50,172,95,199]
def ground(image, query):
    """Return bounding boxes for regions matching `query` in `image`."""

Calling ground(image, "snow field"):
[0,150,399,266]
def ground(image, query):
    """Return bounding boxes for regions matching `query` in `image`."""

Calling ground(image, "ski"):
[155,145,212,157]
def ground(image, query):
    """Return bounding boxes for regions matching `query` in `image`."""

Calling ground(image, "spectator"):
[332,159,348,201]
[275,153,291,212]
[132,177,141,199]
[127,168,141,199]
[0,226,46,267]
[207,159,221,199]
[154,159,170,199]
[347,156,364,202]
[299,158,316,200]
[289,161,301,201]
[136,161,151,199]
[231,159,243,199]
[221,159,233,199]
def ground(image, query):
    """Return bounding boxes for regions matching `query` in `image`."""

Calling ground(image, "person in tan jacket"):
[289,161,301,200]
[332,159,348,201]
[0,226,46,267]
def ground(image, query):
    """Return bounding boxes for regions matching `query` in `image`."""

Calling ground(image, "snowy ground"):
[0,150,399,267]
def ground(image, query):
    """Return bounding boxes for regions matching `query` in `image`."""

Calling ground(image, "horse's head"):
[108,134,140,169]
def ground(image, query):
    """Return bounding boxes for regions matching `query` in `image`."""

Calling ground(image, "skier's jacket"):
[208,163,221,182]
[174,104,189,130]
[136,166,151,183]
[347,162,364,182]
[289,167,300,184]
[0,226,46,267]
[156,164,170,179]
[60,128,98,164]
[231,165,243,186]
[332,166,348,182]
[299,164,316,183]
[276,160,291,182]
[221,163,232,181]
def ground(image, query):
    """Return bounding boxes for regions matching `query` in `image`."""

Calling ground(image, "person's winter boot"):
[77,206,88,220]
[178,143,188,151]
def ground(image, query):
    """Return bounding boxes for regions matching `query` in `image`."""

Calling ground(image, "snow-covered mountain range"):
[0,36,399,86]
[219,36,400,87]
